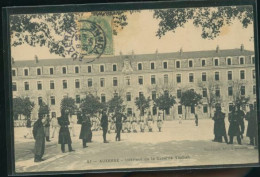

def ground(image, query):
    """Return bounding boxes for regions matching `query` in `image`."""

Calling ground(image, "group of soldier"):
[30,103,258,163]
[212,103,258,147]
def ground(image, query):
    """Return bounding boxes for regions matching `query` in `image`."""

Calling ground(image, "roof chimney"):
[216,45,220,53]
[34,55,39,63]
[180,47,183,56]
[11,57,15,64]
[240,44,244,51]
[155,49,159,58]
[131,50,135,58]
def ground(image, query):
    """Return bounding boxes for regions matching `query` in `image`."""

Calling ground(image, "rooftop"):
[12,48,254,67]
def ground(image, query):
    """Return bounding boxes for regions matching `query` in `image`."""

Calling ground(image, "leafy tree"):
[230,80,250,108]
[135,94,151,116]
[38,101,50,116]
[12,97,35,120]
[153,6,253,39]
[107,95,125,114]
[60,96,78,115]
[179,89,202,119]
[12,97,24,120]
[80,94,104,117]
[198,77,222,118]
[154,91,176,120]
[21,97,35,119]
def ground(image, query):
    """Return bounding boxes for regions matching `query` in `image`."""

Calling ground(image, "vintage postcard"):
[3,0,259,175]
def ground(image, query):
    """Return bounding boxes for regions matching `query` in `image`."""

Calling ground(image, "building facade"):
[12,45,256,120]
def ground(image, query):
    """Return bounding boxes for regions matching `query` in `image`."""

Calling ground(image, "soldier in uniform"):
[108,113,112,134]
[58,109,75,153]
[140,115,145,132]
[43,114,51,142]
[236,105,245,140]
[157,113,163,132]
[24,117,32,139]
[79,113,92,148]
[212,105,228,143]
[33,113,46,162]
[195,113,198,126]
[101,110,109,143]
[113,110,127,141]
[147,112,153,132]
[132,113,138,133]
[51,115,59,138]
[245,104,258,146]
[228,106,242,145]
[126,115,131,133]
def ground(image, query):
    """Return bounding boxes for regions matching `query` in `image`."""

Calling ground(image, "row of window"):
[12,69,256,92]
[12,56,255,77]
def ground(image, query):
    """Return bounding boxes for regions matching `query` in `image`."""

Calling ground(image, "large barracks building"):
[12,45,256,120]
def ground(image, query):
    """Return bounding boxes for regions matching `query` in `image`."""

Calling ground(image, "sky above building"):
[11,8,255,61]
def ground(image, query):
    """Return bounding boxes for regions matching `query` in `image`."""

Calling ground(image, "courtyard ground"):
[13,119,258,173]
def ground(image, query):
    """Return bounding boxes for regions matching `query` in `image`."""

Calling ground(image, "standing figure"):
[108,114,112,134]
[58,109,75,153]
[140,115,145,132]
[147,112,153,132]
[101,110,109,143]
[43,114,51,142]
[126,115,131,133]
[113,111,126,141]
[212,105,228,143]
[24,117,32,139]
[178,114,183,124]
[51,116,59,138]
[69,115,76,137]
[195,113,198,126]
[132,113,138,133]
[228,106,242,145]
[79,114,92,148]
[33,114,46,162]
[237,105,245,140]
[245,104,258,146]
[157,113,163,132]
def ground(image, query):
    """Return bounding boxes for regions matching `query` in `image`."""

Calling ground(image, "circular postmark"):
[64,20,106,61]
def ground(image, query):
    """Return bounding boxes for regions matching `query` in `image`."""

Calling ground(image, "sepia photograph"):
[4,1,259,174]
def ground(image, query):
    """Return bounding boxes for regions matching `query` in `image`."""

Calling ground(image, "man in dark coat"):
[245,104,258,146]
[79,113,92,148]
[228,106,242,145]
[212,105,228,143]
[33,114,46,162]
[58,109,75,153]
[237,105,245,139]
[113,110,127,141]
[101,110,109,143]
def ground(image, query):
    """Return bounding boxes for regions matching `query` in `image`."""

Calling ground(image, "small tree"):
[154,92,176,120]
[38,101,50,116]
[12,97,24,120]
[107,95,125,114]
[60,96,78,115]
[80,94,104,117]
[198,77,222,118]
[135,95,151,116]
[231,80,250,108]
[180,89,202,119]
